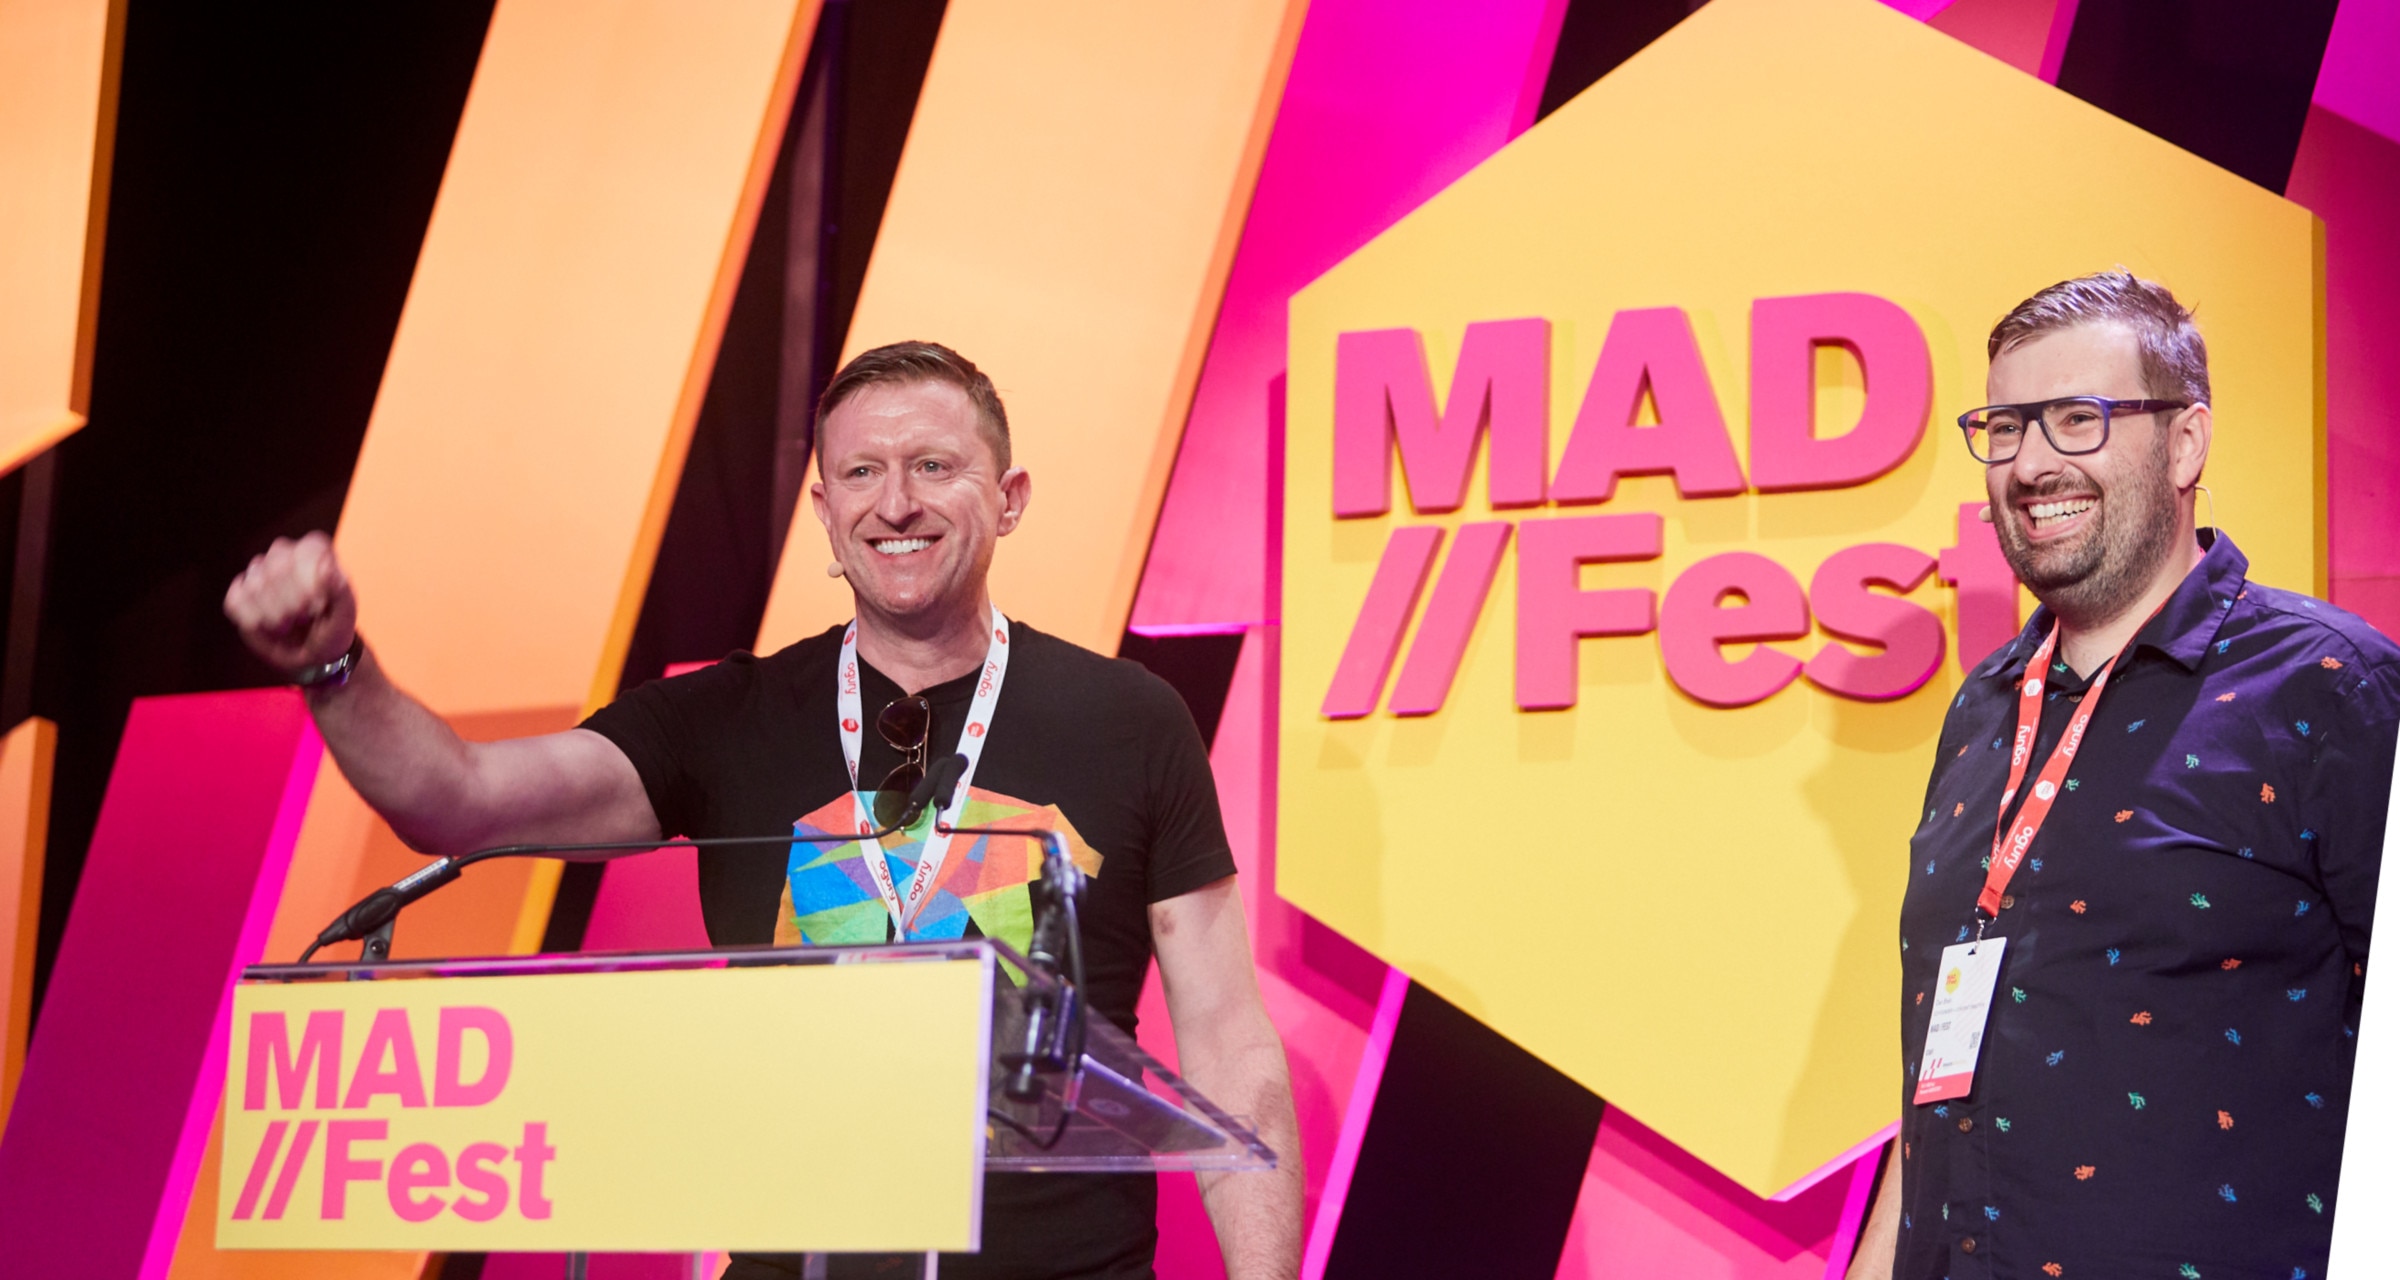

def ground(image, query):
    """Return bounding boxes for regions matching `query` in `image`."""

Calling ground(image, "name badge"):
[1914,937,2006,1105]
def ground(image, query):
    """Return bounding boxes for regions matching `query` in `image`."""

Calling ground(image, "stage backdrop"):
[1278,0,2321,1198]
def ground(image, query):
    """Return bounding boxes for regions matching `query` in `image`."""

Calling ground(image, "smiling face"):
[1984,321,2205,626]
[811,379,1029,635]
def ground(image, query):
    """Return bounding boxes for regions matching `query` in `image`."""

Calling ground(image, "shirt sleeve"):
[2304,659,2400,967]
[579,654,760,839]
[1130,670,1239,904]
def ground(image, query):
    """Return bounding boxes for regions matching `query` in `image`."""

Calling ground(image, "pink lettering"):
[229,1120,288,1220]
[245,1009,341,1110]
[514,1122,558,1220]
[387,1142,450,1223]
[1802,543,1943,701]
[1514,514,1664,710]
[262,1119,316,1220]
[1323,526,1443,719]
[434,1006,514,1107]
[1938,503,2023,671]
[1659,553,1811,708]
[1333,319,1550,517]
[342,1008,429,1109]
[1389,522,1512,716]
[1550,308,1745,504]
[1747,293,1931,492]
[452,1142,511,1222]
[320,1119,387,1220]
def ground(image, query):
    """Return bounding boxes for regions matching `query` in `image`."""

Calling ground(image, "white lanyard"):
[836,607,1010,937]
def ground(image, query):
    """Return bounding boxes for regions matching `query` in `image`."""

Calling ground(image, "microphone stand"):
[300,756,973,963]
[937,824,1087,1123]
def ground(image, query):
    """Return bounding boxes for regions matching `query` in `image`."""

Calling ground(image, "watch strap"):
[294,633,365,689]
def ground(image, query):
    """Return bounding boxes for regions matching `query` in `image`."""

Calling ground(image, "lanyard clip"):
[1973,911,1991,945]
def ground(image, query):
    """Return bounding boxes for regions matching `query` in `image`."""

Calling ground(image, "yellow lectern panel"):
[220,955,990,1252]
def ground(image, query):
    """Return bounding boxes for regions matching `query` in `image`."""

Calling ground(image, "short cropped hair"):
[816,340,1012,470]
[1988,270,2210,408]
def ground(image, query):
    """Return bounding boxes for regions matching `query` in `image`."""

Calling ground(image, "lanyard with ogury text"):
[1978,620,2131,927]
[836,607,1010,938]
[1914,620,2134,1105]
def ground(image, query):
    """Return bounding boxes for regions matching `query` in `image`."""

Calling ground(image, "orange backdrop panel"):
[757,0,1307,654]
[0,716,55,1132]
[0,0,119,472]
[172,2,817,1274]
[339,0,816,719]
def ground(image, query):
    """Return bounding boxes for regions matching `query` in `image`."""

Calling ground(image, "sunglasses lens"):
[874,761,926,826]
[878,696,932,750]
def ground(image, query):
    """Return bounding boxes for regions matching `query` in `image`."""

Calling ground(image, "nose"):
[2004,415,2070,490]
[873,467,921,528]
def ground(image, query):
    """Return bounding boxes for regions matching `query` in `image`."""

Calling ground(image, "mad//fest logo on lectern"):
[231,1004,549,1227]
[1276,0,2319,1196]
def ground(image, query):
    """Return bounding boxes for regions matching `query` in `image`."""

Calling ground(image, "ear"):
[996,467,1032,536]
[2169,402,2212,492]
[810,479,832,535]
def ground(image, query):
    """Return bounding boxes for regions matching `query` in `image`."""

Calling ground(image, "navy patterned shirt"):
[1895,531,2399,1280]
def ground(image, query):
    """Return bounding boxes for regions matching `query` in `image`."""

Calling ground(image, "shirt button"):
[1962,1236,1977,1253]
[1958,1117,1974,1132]
[2001,894,2016,910]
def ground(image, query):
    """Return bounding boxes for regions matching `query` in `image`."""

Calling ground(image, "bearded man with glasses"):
[1843,272,2399,1279]
[225,341,1301,1280]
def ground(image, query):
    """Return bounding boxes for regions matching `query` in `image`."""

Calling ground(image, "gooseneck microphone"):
[937,823,1087,1104]
[300,753,973,962]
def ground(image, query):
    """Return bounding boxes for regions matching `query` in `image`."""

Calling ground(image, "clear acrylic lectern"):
[228,937,1273,1267]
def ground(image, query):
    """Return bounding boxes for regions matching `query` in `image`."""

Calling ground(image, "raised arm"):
[224,532,660,855]
[1153,876,1302,1280]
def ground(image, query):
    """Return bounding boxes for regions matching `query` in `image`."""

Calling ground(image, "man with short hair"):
[1846,273,2396,1278]
[226,340,1303,1280]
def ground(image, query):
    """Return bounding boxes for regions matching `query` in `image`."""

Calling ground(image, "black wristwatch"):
[294,633,365,689]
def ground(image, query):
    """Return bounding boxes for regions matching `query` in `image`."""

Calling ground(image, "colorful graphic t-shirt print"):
[774,786,1104,951]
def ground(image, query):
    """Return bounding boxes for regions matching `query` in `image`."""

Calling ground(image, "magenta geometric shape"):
[0,689,320,1278]
[1131,0,1572,630]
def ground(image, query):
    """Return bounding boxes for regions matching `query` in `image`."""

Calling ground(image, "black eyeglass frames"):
[1957,395,2190,464]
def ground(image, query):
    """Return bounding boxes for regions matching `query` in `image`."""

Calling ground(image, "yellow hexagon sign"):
[1277,0,2320,1196]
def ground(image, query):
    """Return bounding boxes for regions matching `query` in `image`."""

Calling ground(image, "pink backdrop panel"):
[1132,0,1573,632]
[2291,105,2400,634]
[0,689,320,1279]
[580,845,711,953]
[1141,625,1389,1280]
[2315,0,2400,145]
[1555,1108,1862,1280]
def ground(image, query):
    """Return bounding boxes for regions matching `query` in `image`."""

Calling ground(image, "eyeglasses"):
[1957,395,2189,464]
[872,694,933,827]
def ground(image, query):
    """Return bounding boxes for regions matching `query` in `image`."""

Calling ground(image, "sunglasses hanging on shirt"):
[873,694,934,828]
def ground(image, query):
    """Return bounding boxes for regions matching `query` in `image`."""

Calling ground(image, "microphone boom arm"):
[298,755,971,963]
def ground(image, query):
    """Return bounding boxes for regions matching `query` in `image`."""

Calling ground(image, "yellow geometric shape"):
[757,0,1306,654]
[1278,0,2318,1195]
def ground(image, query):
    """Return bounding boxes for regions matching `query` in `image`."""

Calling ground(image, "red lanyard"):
[1977,623,2126,922]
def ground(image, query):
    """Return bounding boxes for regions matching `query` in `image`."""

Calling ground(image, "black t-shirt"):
[581,621,1237,1280]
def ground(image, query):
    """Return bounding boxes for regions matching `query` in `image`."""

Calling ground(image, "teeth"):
[872,537,931,555]
[2027,498,2095,527]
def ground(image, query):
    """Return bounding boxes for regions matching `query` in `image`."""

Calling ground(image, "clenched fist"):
[225,532,358,675]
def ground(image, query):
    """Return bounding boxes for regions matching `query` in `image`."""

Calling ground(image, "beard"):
[1991,430,2180,626]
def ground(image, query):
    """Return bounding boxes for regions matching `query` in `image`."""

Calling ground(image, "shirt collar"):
[1978,528,2249,683]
